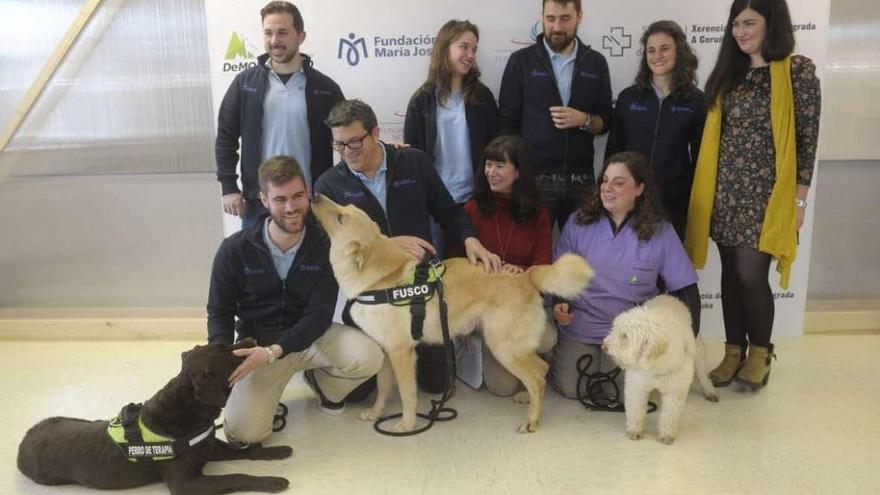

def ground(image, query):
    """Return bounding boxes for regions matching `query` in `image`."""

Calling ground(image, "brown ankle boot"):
[736,343,776,390]
[709,342,747,387]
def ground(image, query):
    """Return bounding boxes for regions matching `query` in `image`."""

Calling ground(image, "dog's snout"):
[313,194,323,204]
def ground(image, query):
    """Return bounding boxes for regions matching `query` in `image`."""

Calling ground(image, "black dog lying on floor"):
[17,339,291,494]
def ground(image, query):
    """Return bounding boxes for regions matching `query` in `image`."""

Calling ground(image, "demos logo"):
[222,31,258,73]
[337,32,435,67]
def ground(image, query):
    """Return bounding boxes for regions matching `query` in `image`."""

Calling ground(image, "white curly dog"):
[602,295,718,444]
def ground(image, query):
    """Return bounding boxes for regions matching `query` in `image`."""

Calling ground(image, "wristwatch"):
[795,198,807,208]
[578,113,593,132]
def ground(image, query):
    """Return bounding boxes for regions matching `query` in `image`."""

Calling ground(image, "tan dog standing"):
[312,195,593,433]
[602,295,718,444]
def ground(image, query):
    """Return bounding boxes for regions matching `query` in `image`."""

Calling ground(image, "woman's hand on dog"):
[392,235,436,260]
[464,237,503,273]
[228,346,280,385]
[553,303,574,326]
[502,263,524,274]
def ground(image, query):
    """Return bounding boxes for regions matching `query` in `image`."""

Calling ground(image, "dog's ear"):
[192,371,228,407]
[344,241,367,272]
[645,339,668,361]
[637,333,668,369]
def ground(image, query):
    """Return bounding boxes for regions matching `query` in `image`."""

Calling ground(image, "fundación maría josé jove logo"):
[338,33,369,66]
[337,32,436,67]
[222,31,258,73]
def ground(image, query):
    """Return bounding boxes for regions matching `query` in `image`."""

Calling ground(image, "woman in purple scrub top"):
[550,151,701,406]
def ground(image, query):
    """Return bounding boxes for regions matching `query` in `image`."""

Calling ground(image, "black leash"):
[575,354,657,414]
[374,276,458,436]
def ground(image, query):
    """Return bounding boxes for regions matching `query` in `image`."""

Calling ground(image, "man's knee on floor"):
[224,417,273,445]
[339,343,384,377]
[485,372,521,397]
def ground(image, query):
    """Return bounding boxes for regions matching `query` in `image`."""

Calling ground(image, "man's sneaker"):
[303,369,345,415]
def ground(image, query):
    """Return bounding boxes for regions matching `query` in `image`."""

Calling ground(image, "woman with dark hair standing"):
[552,152,701,404]
[606,20,706,239]
[404,19,499,258]
[458,136,554,397]
[686,0,821,390]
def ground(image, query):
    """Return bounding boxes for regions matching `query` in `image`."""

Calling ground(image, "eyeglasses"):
[332,131,371,152]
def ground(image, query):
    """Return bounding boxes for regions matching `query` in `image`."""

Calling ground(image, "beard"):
[267,45,297,64]
[270,211,305,235]
[544,31,576,53]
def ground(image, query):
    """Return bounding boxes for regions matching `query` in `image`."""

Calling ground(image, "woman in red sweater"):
[463,136,552,271]
[457,135,555,397]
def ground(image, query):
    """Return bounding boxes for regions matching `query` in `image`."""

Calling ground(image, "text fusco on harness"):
[354,260,446,340]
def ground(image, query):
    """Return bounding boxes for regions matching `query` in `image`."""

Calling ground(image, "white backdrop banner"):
[205,0,830,336]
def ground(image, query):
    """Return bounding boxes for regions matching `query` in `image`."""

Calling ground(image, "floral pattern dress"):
[710,55,821,249]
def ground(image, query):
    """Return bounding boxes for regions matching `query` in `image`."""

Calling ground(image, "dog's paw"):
[250,445,293,460]
[511,390,531,404]
[515,418,539,433]
[359,408,382,422]
[626,429,643,441]
[704,391,720,402]
[256,476,289,492]
[390,418,417,433]
[658,435,675,445]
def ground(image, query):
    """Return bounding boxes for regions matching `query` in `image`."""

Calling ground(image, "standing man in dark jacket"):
[498,0,613,228]
[314,99,501,393]
[208,156,383,446]
[215,1,344,228]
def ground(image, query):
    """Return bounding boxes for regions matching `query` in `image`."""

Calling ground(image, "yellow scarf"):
[684,56,798,289]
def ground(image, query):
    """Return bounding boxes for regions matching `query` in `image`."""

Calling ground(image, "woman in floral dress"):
[686,0,820,390]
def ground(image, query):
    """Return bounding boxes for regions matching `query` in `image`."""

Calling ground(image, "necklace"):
[494,215,516,263]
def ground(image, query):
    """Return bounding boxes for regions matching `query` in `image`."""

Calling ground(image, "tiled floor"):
[4,335,879,494]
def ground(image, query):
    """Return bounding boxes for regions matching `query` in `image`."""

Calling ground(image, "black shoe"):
[303,369,345,415]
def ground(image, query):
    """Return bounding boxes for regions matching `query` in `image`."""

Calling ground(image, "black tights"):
[717,245,774,347]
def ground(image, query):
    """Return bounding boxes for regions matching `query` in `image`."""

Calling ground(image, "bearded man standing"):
[215,1,344,228]
[498,0,613,229]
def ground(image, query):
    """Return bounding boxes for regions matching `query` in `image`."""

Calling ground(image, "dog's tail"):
[694,337,720,402]
[527,253,593,299]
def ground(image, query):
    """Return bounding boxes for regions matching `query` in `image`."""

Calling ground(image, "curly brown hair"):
[575,151,665,241]
[634,20,698,98]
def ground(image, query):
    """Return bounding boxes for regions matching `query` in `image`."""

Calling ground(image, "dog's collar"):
[355,261,445,307]
[106,403,215,462]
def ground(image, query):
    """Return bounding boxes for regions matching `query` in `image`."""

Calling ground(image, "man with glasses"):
[215,1,344,228]
[314,99,501,393]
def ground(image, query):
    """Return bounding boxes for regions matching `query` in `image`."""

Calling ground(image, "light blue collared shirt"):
[434,91,473,204]
[262,59,313,188]
[543,38,578,106]
[262,217,305,279]
[348,145,388,213]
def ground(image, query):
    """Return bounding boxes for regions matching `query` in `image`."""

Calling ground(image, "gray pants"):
[483,322,558,397]
[224,323,383,443]
[549,338,623,400]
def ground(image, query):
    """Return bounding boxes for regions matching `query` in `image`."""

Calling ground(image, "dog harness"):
[106,403,215,462]
[354,260,446,340]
